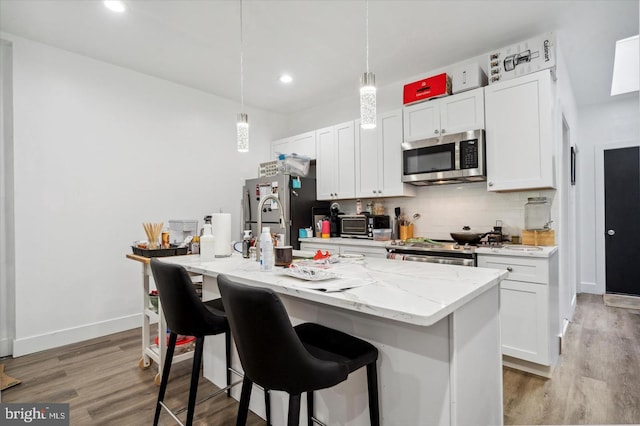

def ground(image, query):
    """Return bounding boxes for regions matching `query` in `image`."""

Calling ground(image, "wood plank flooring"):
[503,293,640,425]
[2,293,639,425]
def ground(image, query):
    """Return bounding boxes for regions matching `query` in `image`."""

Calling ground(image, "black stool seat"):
[295,322,378,373]
[217,274,380,426]
[150,259,232,426]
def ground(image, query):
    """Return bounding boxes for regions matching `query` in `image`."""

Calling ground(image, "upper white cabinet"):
[484,69,555,191]
[316,121,356,200]
[290,131,316,159]
[356,110,415,198]
[270,130,316,160]
[403,87,485,142]
[270,137,291,161]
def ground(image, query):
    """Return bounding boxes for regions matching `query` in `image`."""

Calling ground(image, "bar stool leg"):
[366,362,380,426]
[288,394,301,426]
[154,332,177,426]
[185,337,204,426]
[236,376,253,426]
[264,389,272,426]
[306,391,314,426]
[225,330,232,397]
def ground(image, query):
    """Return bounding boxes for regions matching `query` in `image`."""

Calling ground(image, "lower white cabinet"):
[477,250,559,375]
[300,240,387,259]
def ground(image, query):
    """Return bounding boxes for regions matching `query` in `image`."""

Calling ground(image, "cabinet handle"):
[441,129,446,134]
[506,266,513,272]
[434,129,439,134]
[488,182,494,187]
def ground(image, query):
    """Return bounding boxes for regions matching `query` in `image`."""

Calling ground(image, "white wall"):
[3,33,286,356]
[578,94,640,294]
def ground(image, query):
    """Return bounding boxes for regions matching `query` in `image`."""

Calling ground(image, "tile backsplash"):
[337,182,557,241]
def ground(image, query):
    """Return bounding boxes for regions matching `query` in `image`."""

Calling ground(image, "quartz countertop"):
[160,254,507,327]
[475,244,558,258]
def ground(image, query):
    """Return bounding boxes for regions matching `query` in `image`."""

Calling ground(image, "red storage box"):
[403,73,452,105]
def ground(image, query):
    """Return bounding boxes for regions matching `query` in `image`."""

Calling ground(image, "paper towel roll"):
[211,213,232,257]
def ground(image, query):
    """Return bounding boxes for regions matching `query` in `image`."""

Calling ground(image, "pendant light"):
[360,0,376,130]
[236,0,249,152]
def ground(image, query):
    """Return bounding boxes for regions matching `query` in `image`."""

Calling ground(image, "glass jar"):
[373,200,385,216]
[524,197,551,230]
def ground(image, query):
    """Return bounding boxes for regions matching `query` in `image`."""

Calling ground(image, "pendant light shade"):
[359,0,376,129]
[237,113,249,152]
[236,0,249,152]
[360,72,376,129]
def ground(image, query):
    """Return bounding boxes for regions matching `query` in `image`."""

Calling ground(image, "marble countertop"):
[475,245,558,258]
[160,254,507,327]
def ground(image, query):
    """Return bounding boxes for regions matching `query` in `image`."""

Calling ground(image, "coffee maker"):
[329,202,342,237]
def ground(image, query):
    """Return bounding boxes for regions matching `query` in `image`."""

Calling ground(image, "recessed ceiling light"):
[104,1,126,13]
[279,74,293,84]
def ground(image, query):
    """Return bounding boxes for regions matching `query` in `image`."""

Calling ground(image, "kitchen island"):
[161,254,507,426]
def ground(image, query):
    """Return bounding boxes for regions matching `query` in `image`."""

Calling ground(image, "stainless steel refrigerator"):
[243,173,326,249]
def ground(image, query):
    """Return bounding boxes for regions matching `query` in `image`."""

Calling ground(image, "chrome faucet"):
[256,194,286,263]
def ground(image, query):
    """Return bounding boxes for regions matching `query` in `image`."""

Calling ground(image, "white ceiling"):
[1,0,638,115]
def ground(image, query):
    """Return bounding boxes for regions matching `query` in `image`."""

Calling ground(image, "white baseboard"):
[0,336,13,357]
[580,281,601,294]
[12,314,141,357]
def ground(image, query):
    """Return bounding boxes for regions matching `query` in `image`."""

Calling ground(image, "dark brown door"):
[604,146,640,295]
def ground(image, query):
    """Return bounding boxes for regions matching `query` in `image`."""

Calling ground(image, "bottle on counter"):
[242,230,252,259]
[259,227,274,271]
[190,235,200,254]
[161,228,170,249]
[200,224,215,259]
[356,199,362,214]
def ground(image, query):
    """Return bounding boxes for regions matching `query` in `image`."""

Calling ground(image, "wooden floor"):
[1,293,639,425]
[503,293,640,425]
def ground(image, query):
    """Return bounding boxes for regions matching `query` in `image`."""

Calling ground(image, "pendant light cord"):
[365,0,369,73]
[240,0,244,111]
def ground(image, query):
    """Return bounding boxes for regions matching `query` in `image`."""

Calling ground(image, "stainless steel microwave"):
[401,129,486,185]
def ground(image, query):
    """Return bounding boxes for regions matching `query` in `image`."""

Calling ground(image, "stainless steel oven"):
[386,242,477,266]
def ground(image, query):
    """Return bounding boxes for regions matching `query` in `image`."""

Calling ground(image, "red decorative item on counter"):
[313,250,331,261]
[403,73,452,105]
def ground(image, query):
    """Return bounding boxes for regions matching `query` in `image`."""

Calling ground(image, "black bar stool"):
[150,259,236,426]
[217,274,380,426]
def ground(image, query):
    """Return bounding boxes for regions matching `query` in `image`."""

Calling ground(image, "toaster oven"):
[340,215,391,239]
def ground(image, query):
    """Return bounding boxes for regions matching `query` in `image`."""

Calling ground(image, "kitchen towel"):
[211,213,232,257]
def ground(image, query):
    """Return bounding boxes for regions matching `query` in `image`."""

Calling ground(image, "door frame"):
[595,138,640,294]
[0,39,15,357]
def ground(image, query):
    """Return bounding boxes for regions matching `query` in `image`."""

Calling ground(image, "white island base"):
[202,278,502,426]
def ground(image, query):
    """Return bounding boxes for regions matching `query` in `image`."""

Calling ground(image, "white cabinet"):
[300,240,387,259]
[356,110,416,198]
[403,88,485,142]
[290,131,316,159]
[316,121,356,200]
[478,251,559,375]
[484,69,555,191]
[339,244,387,259]
[270,137,291,161]
[270,131,316,160]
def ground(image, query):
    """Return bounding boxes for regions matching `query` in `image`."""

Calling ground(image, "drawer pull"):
[506,266,513,272]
